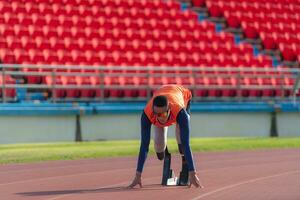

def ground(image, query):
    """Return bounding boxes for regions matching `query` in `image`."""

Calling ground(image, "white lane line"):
[190,170,300,200]
[0,167,137,187]
[0,152,299,175]
[1,150,299,174]
[4,164,253,199]
[0,163,255,187]
[9,164,300,199]
[46,167,300,200]
[0,159,137,174]
[2,149,299,174]
[1,158,299,187]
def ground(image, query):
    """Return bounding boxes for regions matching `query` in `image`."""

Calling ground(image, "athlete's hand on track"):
[188,171,203,188]
[128,171,142,189]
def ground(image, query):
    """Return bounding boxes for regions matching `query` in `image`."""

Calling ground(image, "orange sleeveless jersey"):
[144,85,192,127]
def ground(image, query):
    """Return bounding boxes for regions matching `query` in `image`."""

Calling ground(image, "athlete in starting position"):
[128,85,203,188]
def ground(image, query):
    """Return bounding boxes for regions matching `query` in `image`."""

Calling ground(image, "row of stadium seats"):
[48,88,294,99]
[0,1,182,18]
[0,73,295,99]
[2,36,243,53]
[0,23,216,40]
[45,75,295,86]
[43,75,295,98]
[1,0,173,10]
[1,17,202,31]
[1,51,272,71]
[1,10,198,25]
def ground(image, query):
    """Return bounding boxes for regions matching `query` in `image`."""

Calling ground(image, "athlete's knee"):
[156,152,164,160]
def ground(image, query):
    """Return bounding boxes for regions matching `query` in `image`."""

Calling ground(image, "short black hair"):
[153,95,168,107]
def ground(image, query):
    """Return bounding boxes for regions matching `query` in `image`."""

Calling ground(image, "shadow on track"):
[17,184,188,196]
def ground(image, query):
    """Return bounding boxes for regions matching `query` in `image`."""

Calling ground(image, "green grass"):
[0,137,300,164]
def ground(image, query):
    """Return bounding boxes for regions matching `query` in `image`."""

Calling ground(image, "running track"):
[1,149,299,200]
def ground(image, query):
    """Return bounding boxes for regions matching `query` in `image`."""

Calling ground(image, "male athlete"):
[128,85,202,188]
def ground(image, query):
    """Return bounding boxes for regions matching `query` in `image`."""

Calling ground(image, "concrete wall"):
[81,114,141,140]
[0,116,75,144]
[277,113,300,137]
[190,113,271,137]
[80,113,271,141]
[0,112,298,144]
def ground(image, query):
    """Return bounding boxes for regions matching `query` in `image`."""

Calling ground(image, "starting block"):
[161,148,189,186]
[178,156,189,186]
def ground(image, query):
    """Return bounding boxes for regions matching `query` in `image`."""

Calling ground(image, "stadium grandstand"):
[0,0,300,143]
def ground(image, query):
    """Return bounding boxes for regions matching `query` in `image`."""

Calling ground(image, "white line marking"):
[0,159,138,174]
[0,167,137,187]
[1,159,298,187]
[190,170,300,200]
[1,150,299,174]
[0,162,259,187]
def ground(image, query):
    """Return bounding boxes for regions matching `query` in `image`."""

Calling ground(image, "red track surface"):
[1,149,300,200]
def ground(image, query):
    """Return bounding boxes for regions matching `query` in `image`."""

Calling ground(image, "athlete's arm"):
[136,111,151,173]
[176,109,195,171]
[177,109,203,188]
[128,111,151,188]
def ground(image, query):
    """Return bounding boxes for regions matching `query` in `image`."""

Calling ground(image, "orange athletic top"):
[144,85,192,127]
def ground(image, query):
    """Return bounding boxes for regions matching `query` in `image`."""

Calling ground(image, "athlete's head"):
[153,95,170,124]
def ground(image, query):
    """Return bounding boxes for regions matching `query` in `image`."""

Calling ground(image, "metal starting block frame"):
[161,149,189,186]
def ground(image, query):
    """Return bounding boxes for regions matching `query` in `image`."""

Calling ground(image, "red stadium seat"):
[209,6,223,18]
[192,0,206,7]
[44,76,66,98]
[0,75,16,98]
[75,76,99,98]
[262,37,277,50]
[227,16,241,28]
[61,76,81,98]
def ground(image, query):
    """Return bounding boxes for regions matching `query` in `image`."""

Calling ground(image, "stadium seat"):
[0,75,16,98]
[44,76,66,98]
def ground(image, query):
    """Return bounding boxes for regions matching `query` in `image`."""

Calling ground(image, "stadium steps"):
[187,0,300,68]
[180,0,264,52]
